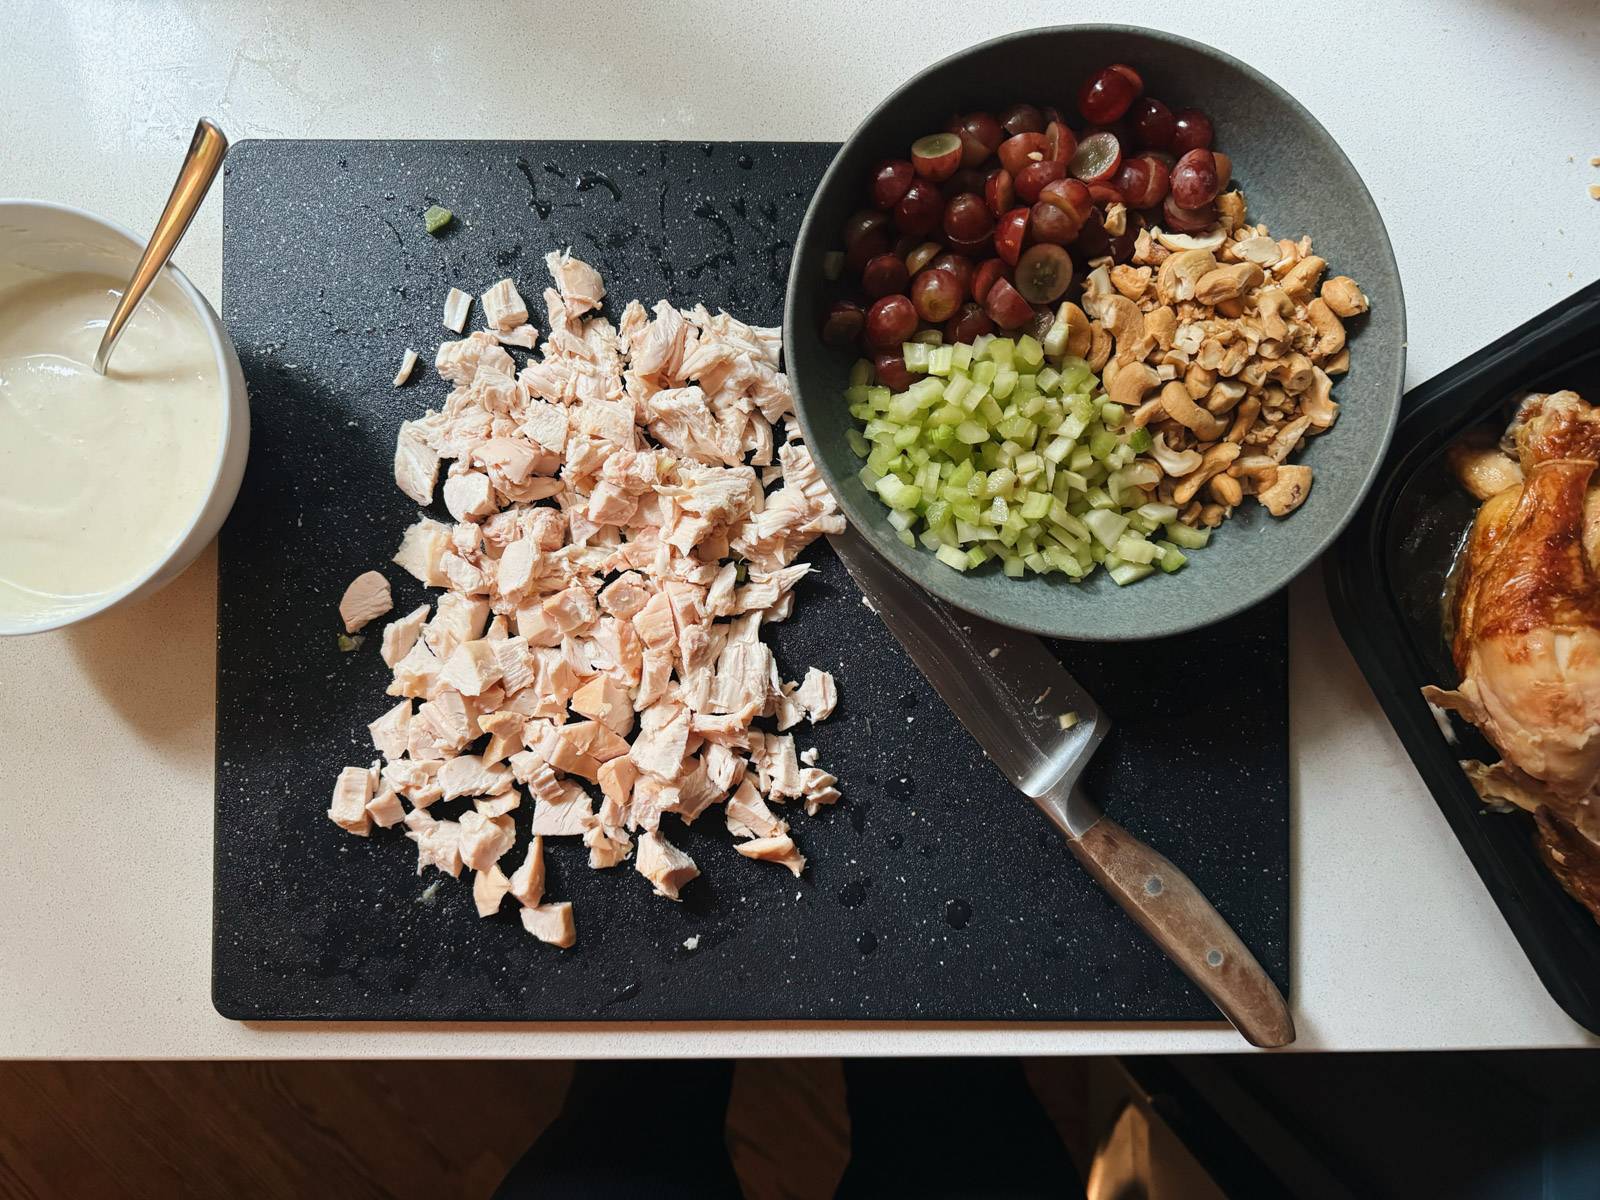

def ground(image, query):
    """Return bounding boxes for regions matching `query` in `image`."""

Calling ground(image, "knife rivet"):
[1144,876,1163,896]
[1206,949,1225,968]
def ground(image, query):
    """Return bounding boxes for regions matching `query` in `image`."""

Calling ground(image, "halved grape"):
[999,102,1044,136]
[1129,96,1176,149]
[984,276,1034,328]
[893,180,943,236]
[862,252,911,298]
[1172,108,1213,154]
[905,240,943,275]
[820,299,864,346]
[1037,177,1094,224]
[1029,200,1079,245]
[843,208,888,249]
[1088,182,1125,207]
[944,229,995,258]
[1014,243,1073,304]
[845,229,890,273]
[1170,149,1219,209]
[873,352,913,392]
[970,257,1008,304]
[912,132,963,182]
[870,159,915,210]
[1162,193,1216,232]
[984,168,1015,217]
[1108,64,1143,93]
[928,252,975,294]
[1015,159,1066,204]
[943,192,993,241]
[911,268,963,323]
[1044,120,1077,165]
[1068,131,1122,184]
[944,301,994,344]
[998,132,1049,175]
[1114,153,1169,208]
[958,112,1005,166]
[866,294,918,349]
[993,207,1030,265]
[1078,65,1140,124]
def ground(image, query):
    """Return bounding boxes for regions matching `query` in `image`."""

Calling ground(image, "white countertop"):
[4,0,1598,1058]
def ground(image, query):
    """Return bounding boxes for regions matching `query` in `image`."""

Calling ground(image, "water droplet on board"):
[838,879,868,908]
[576,171,622,201]
[944,898,973,929]
[886,777,914,802]
[897,691,919,709]
[849,798,872,832]
[737,154,753,169]
[699,142,714,156]
[857,931,878,955]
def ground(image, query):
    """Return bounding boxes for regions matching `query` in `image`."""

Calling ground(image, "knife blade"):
[829,524,1294,1048]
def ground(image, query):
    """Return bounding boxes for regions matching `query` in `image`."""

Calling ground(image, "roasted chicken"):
[1424,390,1600,921]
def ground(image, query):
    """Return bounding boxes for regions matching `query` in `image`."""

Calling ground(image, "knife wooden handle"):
[1067,815,1295,1048]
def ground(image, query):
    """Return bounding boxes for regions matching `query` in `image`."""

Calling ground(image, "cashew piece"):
[1229,455,1280,494]
[1155,228,1227,253]
[1080,264,1116,321]
[1257,464,1313,516]
[1158,381,1227,441]
[1266,415,1313,462]
[1144,305,1177,351]
[1301,366,1339,429]
[1206,379,1248,414]
[1208,473,1244,507]
[1231,235,1281,267]
[1129,396,1166,428]
[1272,352,1315,394]
[1194,262,1265,306]
[1149,431,1203,477]
[1281,254,1326,303]
[1225,396,1262,443]
[1085,322,1113,373]
[1216,191,1247,234]
[1100,295,1152,363]
[1173,443,1242,505]
[1184,363,1217,399]
[1056,301,1092,360]
[1323,348,1350,376]
[1107,360,1160,408]
[1156,249,1217,304]
[1305,298,1346,359]
[1321,275,1369,317]
[1110,263,1152,301]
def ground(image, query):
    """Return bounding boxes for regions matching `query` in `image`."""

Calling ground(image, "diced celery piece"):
[991,366,1018,400]
[955,420,988,445]
[1108,561,1155,586]
[1059,411,1089,441]
[846,429,870,458]
[936,544,970,571]
[1138,502,1180,524]
[1014,450,1042,477]
[1015,334,1044,368]
[1020,393,1047,420]
[1068,445,1095,472]
[1114,534,1158,564]
[1155,540,1188,573]
[985,338,1015,367]
[970,359,997,387]
[897,528,917,547]
[942,374,972,408]
[858,466,881,490]
[849,359,874,387]
[1127,512,1157,535]
[1089,428,1120,460]
[1082,508,1130,549]
[1163,522,1211,549]
[1043,436,1074,464]
[1035,366,1061,394]
[965,545,989,569]
[1020,492,1051,521]
[951,342,974,372]
[928,345,955,376]
[987,496,1009,524]
[924,498,951,529]
[1056,469,1089,492]
[1100,401,1124,426]
[1048,503,1090,541]
[903,342,931,372]
[947,459,975,489]
[985,467,1016,497]
[867,386,892,409]
[1086,486,1115,510]
[1126,426,1154,453]
[1003,555,1025,578]
[1041,316,1070,358]
[887,508,916,531]
[977,396,1005,426]
[892,424,921,449]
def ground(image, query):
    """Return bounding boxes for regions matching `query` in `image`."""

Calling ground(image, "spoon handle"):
[93,117,228,375]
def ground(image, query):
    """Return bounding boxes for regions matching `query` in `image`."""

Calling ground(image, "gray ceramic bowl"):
[785,25,1405,640]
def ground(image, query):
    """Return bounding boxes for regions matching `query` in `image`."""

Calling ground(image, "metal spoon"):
[92,117,228,375]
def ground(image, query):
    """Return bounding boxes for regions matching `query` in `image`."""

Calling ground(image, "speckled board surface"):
[215,140,1288,1022]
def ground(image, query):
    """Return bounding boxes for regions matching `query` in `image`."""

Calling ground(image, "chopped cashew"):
[1258,464,1313,516]
[1173,443,1241,506]
[1320,275,1369,317]
[1150,432,1202,477]
[1158,382,1227,441]
[1108,361,1160,409]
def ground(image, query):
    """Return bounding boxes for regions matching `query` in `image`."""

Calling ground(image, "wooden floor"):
[0,1059,1091,1200]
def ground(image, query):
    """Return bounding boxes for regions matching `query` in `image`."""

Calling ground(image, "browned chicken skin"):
[1425,391,1600,920]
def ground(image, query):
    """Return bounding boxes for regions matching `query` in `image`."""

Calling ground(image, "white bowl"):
[0,200,249,636]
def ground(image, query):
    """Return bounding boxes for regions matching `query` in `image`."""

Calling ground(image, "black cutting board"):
[215,140,1288,1021]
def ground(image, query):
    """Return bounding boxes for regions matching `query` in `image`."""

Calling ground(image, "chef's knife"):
[829,524,1295,1048]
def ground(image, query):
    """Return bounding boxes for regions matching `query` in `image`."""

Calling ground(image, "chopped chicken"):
[393,348,419,387]
[481,278,530,332]
[473,864,511,917]
[442,286,472,333]
[339,570,393,634]
[734,834,807,877]
[636,830,700,900]
[520,901,577,947]
[331,252,846,944]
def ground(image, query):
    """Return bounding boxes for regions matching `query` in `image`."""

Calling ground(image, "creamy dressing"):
[0,264,220,626]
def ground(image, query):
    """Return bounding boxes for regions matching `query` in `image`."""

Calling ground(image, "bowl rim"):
[784,22,1407,641]
[0,197,241,637]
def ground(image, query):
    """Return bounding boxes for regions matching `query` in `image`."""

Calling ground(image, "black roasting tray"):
[1324,278,1600,1033]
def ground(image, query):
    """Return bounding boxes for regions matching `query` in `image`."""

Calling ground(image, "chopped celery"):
[845,429,870,458]
[1113,534,1159,565]
[928,345,956,376]
[1137,502,1179,524]
[1155,540,1188,573]
[1108,561,1155,586]
[936,544,970,571]
[1082,508,1130,549]
[903,342,932,373]
[423,205,454,234]
[849,359,874,387]
[1126,426,1154,453]
[1164,522,1211,550]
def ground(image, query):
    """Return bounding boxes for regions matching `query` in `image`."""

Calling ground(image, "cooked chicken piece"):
[629,701,691,780]
[393,515,450,583]
[395,423,442,506]
[520,901,577,948]
[382,758,442,808]
[734,834,806,877]
[339,570,393,634]
[328,763,378,835]
[546,249,605,314]
[474,793,520,819]
[443,286,473,333]
[439,639,504,697]
[380,604,431,667]
[531,780,594,836]
[404,807,463,877]
[365,786,406,828]
[1426,391,1600,920]
[437,754,513,801]
[726,779,788,839]
[458,810,516,872]
[584,823,633,869]
[571,675,635,736]
[481,278,530,332]
[367,698,412,761]
[508,834,546,907]
[393,348,419,387]
[799,767,841,817]
[443,472,498,522]
[795,668,837,722]
[473,864,511,917]
[636,830,699,900]
[424,592,490,659]
[496,324,539,350]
